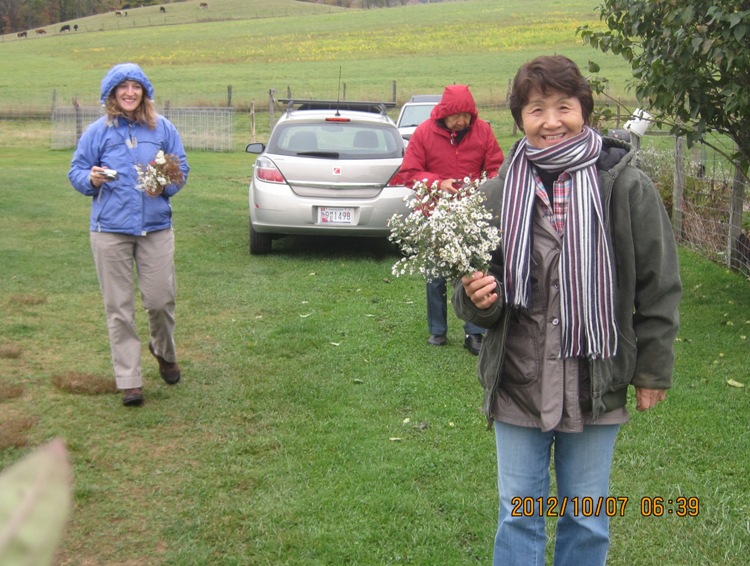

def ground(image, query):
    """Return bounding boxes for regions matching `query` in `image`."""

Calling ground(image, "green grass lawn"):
[1,117,748,564]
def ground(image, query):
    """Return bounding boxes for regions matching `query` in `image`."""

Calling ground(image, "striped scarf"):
[500,127,617,359]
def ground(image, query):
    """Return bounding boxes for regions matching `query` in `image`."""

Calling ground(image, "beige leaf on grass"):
[330,342,340,346]
[299,313,312,318]
[726,379,745,388]
[389,437,402,442]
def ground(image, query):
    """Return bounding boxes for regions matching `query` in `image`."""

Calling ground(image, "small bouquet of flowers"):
[134,150,184,197]
[388,176,501,282]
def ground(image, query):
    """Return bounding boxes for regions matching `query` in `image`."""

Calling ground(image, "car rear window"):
[269,123,404,159]
[398,104,436,128]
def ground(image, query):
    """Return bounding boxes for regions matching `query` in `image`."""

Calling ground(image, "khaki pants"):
[90,229,177,390]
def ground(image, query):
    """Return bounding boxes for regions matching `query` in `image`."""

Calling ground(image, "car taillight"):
[325,117,351,123]
[254,156,285,183]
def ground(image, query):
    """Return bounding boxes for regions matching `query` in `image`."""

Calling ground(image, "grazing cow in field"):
[160,6,166,13]
[74,24,78,31]
[17,31,27,38]
[35,28,46,35]
[199,2,209,8]
[115,10,127,16]
[60,24,71,32]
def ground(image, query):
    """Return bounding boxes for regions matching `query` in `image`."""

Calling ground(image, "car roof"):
[406,94,442,103]
[277,98,395,115]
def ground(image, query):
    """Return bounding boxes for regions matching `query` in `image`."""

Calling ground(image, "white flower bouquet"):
[134,150,184,197]
[388,177,501,282]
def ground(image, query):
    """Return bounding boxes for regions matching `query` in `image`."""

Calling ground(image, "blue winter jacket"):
[68,64,189,235]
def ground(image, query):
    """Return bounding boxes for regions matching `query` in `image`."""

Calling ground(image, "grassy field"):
[1,1,749,564]
[0,0,633,111]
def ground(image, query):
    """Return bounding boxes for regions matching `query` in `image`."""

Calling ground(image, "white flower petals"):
[388,176,501,281]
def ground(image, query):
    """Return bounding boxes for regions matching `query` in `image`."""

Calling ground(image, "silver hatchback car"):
[245,99,409,255]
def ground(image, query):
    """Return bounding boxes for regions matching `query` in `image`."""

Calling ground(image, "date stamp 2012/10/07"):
[510,496,700,518]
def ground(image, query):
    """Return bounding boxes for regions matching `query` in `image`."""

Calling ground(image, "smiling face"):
[114,80,144,116]
[521,89,585,149]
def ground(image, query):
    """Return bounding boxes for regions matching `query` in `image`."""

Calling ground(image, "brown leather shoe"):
[149,343,181,384]
[122,388,144,406]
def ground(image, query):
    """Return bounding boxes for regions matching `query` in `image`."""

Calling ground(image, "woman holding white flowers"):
[452,56,681,565]
[398,84,504,355]
[68,63,189,407]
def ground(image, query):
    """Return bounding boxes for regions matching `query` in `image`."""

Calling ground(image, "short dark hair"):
[509,55,594,130]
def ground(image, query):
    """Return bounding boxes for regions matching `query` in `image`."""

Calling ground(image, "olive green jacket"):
[452,137,682,427]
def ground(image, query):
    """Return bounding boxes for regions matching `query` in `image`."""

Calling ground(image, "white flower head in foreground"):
[388,175,500,282]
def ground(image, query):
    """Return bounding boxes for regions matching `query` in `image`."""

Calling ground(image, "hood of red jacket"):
[430,85,478,124]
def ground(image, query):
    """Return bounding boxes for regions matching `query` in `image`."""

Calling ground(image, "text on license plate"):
[318,207,354,224]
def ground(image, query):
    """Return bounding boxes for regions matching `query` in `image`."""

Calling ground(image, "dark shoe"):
[428,334,447,346]
[122,388,144,406]
[464,333,483,356]
[149,342,181,385]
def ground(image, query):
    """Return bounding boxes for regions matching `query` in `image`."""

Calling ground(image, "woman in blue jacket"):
[68,63,189,406]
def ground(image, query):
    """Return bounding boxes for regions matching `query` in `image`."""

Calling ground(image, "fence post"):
[73,97,82,142]
[250,102,256,143]
[227,85,232,107]
[727,159,746,269]
[506,79,511,104]
[672,136,685,240]
[392,80,397,103]
[268,89,276,131]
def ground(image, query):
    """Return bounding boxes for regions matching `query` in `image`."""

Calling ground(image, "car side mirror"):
[245,142,265,154]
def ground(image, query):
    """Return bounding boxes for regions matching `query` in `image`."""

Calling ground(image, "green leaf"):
[0,439,72,565]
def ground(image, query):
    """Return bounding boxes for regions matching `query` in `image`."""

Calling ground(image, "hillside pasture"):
[0,0,631,113]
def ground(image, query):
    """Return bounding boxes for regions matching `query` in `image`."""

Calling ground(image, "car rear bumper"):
[250,182,411,236]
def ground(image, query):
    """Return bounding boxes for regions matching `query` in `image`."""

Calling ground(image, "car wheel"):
[249,223,273,255]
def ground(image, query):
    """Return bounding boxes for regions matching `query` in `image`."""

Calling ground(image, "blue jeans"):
[426,278,483,336]
[493,421,619,566]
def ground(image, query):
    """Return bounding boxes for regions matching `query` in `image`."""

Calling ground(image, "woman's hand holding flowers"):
[461,271,499,309]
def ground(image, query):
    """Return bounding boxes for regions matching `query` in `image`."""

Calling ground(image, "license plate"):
[318,207,354,224]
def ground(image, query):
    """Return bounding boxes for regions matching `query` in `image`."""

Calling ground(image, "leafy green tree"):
[578,0,750,174]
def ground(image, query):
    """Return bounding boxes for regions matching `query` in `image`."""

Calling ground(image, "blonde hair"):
[104,88,157,129]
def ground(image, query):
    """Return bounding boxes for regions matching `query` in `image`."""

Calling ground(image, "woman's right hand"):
[89,166,110,188]
[461,271,498,309]
[438,178,459,194]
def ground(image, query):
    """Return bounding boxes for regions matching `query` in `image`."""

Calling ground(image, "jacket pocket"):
[501,319,539,387]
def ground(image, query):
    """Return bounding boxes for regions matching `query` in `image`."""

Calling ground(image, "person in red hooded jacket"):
[398,84,504,355]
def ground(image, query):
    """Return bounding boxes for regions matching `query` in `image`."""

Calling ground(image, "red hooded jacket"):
[398,85,504,188]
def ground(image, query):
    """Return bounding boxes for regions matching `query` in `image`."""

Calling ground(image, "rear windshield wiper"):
[297,151,340,158]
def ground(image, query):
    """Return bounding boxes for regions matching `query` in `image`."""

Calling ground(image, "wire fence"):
[637,135,750,278]
[51,105,236,151]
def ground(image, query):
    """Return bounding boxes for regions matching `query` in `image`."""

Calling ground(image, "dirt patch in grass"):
[0,414,37,449]
[8,293,48,306]
[0,343,23,359]
[52,372,117,395]
[0,379,25,400]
